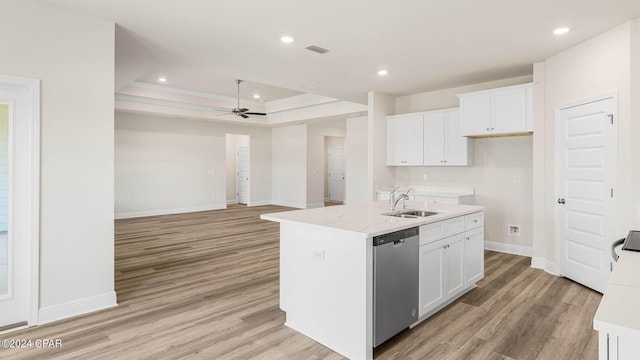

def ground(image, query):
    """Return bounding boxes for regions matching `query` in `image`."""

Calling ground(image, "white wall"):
[535,20,638,266]
[115,112,272,216]
[307,123,346,207]
[345,116,369,205]
[225,134,250,204]
[0,0,115,311]
[393,76,534,251]
[368,92,395,200]
[272,124,307,208]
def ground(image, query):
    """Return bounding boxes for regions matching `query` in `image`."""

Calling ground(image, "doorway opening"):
[226,134,250,206]
[325,136,345,205]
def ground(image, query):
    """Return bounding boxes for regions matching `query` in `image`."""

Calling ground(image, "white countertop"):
[376,185,475,199]
[594,249,640,338]
[260,200,484,238]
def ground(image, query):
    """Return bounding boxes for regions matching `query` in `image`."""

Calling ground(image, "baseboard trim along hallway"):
[38,291,117,325]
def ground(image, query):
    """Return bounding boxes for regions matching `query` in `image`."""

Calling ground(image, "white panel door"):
[386,117,404,165]
[444,233,465,297]
[404,115,424,165]
[444,110,469,166]
[423,111,445,165]
[556,95,617,293]
[237,147,249,205]
[464,227,484,287]
[328,149,345,202]
[459,93,491,136]
[492,86,527,135]
[418,239,444,316]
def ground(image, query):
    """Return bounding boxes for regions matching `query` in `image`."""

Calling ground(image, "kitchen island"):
[261,201,485,360]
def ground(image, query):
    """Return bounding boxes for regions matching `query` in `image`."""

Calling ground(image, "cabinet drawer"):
[442,216,465,237]
[414,195,458,204]
[465,212,484,230]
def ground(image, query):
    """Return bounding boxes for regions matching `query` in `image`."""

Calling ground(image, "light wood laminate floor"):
[1,205,601,359]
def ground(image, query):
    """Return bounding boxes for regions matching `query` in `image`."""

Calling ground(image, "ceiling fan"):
[214,80,267,119]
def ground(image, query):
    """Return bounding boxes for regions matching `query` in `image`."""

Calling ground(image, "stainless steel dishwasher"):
[373,226,419,347]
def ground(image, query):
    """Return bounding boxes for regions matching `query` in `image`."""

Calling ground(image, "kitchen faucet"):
[389,186,401,210]
[392,194,410,211]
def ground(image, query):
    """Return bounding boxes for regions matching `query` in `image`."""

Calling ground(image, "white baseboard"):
[306,203,325,209]
[247,200,271,207]
[115,204,226,219]
[226,199,238,205]
[270,201,306,209]
[39,291,117,325]
[484,241,533,257]
[531,257,558,275]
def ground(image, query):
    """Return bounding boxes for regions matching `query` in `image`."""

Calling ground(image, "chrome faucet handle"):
[404,187,414,196]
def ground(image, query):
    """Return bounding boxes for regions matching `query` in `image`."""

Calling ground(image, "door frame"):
[554,91,618,278]
[0,74,40,326]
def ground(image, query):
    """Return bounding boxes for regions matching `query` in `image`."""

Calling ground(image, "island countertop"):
[594,248,640,338]
[260,200,484,238]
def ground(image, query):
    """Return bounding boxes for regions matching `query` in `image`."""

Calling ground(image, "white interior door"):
[328,149,345,202]
[556,94,617,294]
[237,147,249,205]
[0,76,39,327]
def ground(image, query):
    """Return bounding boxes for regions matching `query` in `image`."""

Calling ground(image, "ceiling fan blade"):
[240,113,249,119]
[245,112,267,116]
[238,108,249,112]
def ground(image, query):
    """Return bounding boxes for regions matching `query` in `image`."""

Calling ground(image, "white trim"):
[306,203,325,209]
[115,204,226,219]
[127,81,263,105]
[531,257,558,276]
[38,291,117,325]
[270,201,307,209]
[226,199,239,205]
[484,241,532,257]
[0,75,40,327]
[247,200,272,207]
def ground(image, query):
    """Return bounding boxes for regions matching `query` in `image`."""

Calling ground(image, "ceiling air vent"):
[304,45,330,54]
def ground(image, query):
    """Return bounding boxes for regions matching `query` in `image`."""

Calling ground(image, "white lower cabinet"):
[418,212,484,318]
[418,239,444,316]
[443,233,465,298]
[464,227,484,287]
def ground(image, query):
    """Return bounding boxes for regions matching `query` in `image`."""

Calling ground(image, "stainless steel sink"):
[382,209,439,218]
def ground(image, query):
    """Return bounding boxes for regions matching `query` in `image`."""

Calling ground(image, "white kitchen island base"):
[280,222,373,360]
[262,201,485,360]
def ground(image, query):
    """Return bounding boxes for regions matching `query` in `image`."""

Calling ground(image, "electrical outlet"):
[423,173,428,181]
[509,225,520,237]
[312,249,325,262]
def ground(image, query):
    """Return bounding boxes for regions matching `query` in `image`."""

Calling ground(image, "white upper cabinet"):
[386,114,424,166]
[458,83,533,137]
[388,108,472,167]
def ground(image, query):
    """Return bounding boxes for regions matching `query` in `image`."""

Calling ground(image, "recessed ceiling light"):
[280,35,294,44]
[158,76,167,83]
[377,70,388,76]
[553,27,570,35]
[253,94,260,99]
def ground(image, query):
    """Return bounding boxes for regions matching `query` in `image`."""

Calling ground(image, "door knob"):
[558,198,566,204]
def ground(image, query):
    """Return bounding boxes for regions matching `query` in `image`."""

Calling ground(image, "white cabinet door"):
[386,117,405,165]
[419,239,444,316]
[459,93,491,136]
[444,233,465,298]
[444,110,471,166]
[423,111,445,165]
[492,86,527,135]
[464,227,484,287]
[404,115,424,165]
[386,114,423,166]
